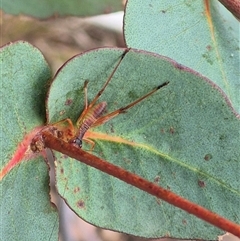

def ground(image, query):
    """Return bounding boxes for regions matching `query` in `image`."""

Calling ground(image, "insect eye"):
[73,138,82,148]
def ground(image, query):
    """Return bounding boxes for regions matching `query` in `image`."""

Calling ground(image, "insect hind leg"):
[92,81,169,127]
[76,49,129,129]
[88,49,130,109]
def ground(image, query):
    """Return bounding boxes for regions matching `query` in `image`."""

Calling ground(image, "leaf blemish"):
[59,110,65,116]
[198,180,206,188]
[206,45,212,51]
[73,187,80,193]
[65,99,73,106]
[154,176,160,183]
[123,158,131,164]
[110,123,114,133]
[76,200,85,209]
[182,219,187,225]
[61,154,68,159]
[160,128,165,133]
[169,127,175,134]
[204,154,212,161]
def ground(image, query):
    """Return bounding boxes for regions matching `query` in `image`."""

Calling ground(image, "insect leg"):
[82,138,95,151]
[92,81,169,127]
[76,49,129,128]
[88,48,130,109]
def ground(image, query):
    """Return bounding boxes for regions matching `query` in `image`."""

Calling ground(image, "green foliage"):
[1,0,239,240]
[1,0,122,18]
[1,42,58,240]
[1,160,58,241]
[50,48,240,238]
[124,0,240,113]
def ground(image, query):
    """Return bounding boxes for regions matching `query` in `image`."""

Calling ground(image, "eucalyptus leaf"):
[47,48,240,239]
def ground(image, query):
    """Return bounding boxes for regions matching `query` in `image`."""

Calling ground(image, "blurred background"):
[0,10,125,74]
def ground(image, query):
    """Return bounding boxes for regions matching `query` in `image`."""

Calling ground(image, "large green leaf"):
[124,0,240,113]
[2,0,123,19]
[0,41,58,241]
[47,48,240,239]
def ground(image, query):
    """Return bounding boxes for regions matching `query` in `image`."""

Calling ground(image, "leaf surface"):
[47,48,240,239]
[0,41,58,241]
[124,0,240,113]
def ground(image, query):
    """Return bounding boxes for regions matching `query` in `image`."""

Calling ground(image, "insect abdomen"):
[76,101,107,141]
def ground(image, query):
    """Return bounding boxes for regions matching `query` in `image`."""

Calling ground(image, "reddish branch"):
[219,0,240,20]
[41,131,240,237]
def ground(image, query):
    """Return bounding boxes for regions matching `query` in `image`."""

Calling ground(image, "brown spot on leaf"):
[204,154,212,161]
[60,168,64,174]
[59,110,65,116]
[76,200,85,209]
[74,187,80,193]
[198,180,205,188]
[61,154,68,159]
[206,45,212,51]
[110,124,115,133]
[219,134,226,140]
[123,158,131,164]
[65,99,73,106]
[182,219,187,225]
[169,126,175,134]
[154,176,160,183]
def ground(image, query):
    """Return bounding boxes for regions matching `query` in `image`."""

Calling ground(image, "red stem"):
[42,131,240,237]
[218,0,240,20]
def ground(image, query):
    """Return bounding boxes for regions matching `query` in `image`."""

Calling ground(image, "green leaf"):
[0,41,58,241]
[124,0,240,113]
[2,0,123,19]
[1,159,58,241]
[47,48,240,239]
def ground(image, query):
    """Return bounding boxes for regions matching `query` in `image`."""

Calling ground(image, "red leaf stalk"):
[41,130,240,237]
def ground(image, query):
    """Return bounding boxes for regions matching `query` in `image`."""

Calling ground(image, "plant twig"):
[219,0,240,20]
[41,130,240,237]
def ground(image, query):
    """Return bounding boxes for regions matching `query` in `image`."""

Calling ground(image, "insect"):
[68,50,169,149]
[30,49,169,152]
